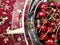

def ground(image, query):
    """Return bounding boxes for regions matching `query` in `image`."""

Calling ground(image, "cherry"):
[41,25,47,32]
[40,3,48,10]
[50,33,56,40]
[53,13,59,18]
[58,30,60,36]
[46,9,53,14]
[57,4,60,9]
[45,38,53,45]
[50,22,55,27]
[58,30,60,40]
[57,9,60,14]
[50,1,56,7]
[48,27,53,33]
[40,33,47,40]
[53,42,58,45]
[38,11,47,18]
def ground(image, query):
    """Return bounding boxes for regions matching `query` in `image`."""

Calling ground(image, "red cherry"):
[53,42,58,45]
[58,30,60,36]
[58,32,60,40]
[45,38,53,45]
[50,2,56,7]
[46,9,53,14]
[40,33,47,40]
[53,13,59,18]
[38,11,47,18]
[48,27,53,33]
[57,4,60,9]
[41,25,47,32]
[50,22,55,27]
[40,3,48,10]
[57,9,60,13]
[51,34,56,40]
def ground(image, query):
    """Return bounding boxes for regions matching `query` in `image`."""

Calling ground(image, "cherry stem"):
[48,12,55,20]
[55,25,60,42]
[45,30,49,34]
[42,18,45,26]
[53,25,57,32]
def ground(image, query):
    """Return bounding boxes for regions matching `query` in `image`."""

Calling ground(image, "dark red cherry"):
[50,2,56,7]
[50,22,55,27]
[51,34,56,40]
[38,11,47,18]
[57,4,60,9]
[53,42,58,45]
[58,30,60,36]
[40,3,48,10]
[41,25,47,32]
[58,30,60,40]
[53,13,59,18]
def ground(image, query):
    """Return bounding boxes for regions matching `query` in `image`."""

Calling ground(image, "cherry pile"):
[34,1,60,45]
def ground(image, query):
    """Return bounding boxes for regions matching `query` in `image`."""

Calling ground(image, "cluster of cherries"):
[34,1,60,45]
